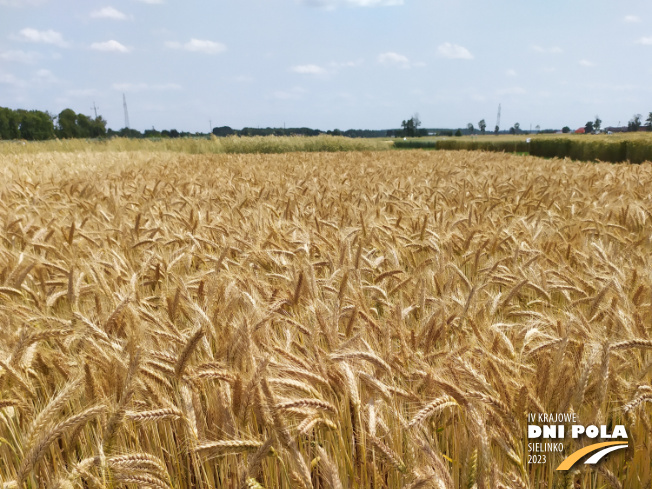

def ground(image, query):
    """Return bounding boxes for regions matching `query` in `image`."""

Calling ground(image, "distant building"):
[604,126,627,133]
[574,127,585,134]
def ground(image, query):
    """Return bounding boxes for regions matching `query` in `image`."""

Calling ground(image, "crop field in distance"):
[0,146,650,488]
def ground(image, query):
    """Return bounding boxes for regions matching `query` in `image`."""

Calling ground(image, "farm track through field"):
[0,149,650,488]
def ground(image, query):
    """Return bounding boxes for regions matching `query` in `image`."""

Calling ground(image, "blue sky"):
[1,0,652,132]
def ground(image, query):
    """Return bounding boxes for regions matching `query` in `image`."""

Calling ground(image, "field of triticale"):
[0,148,650,488]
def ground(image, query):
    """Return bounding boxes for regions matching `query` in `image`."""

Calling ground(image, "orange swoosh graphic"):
[556,442,627,471]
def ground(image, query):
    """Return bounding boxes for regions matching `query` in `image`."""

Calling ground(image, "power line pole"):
[123,93,130,129]
[91,102,98,119]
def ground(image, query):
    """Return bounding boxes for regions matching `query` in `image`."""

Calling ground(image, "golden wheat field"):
[0,148,650,489]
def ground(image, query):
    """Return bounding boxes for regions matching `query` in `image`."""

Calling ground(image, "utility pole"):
[123,93,130,129]
[209,119,212,135]
[91,102,98,119]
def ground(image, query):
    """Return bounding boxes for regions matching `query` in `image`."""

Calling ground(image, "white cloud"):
[636,36,652,45]
[34,68,57,83]
[14,28,68,47]
[90,7,129,20]
[437,42,473,60]
[0,49,39,63]
[506,69,517,76]
[90,40,130,52]
[377,51,410,68]
[165,39,226,54]
[532,45,563,54]
[329,59,362,69]
[579,59,595,67]
[112,82,182,91]
[0,73,25,87]
[624,15,641,23]
[291,64,326,75]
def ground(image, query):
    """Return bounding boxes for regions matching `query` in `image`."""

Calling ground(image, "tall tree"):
[17,110,54,140]
[645,112,652,131]
[412,113,421,134]
[628,114,642,132]
[467,123,474,135]
[584,121,594,134]
[594,115,601,132]
[0,107,21,139]
[56,109,79,138]
[478,119,486,134]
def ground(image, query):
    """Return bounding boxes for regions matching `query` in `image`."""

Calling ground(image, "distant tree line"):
[0,106,107,140]
[5,105,652,142]
[212,126,390,138]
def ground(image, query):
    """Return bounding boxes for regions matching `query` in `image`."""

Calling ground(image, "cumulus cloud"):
[0,49,40,63]
[90,40,131,52]
[377,51,410,68]
[90,6,129,20]
[291,64,327,75]
[0,73,25,87]
[165,39,226,54]
[636,36,652,45]
[34,68,57,83]
[437,42,473,60]
[531,45,563,54]
[14,28,68,47]
[624,15,641,23]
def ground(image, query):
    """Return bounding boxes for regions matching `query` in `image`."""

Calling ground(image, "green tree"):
[562,126,571,133]
[645,112,652,131]
[478,119,486,134]
[56,109,79,138]
[467,123,474,134]
[494,125,499,135]
[593,115,601,133]
[628,114,642,132]
[89,116,107,138]
[514,122,520,134]
[76,114,93,138]
[454,129,462,137]
[401,118,416,137]
[17,110,54,140]
[0,107,21,139]
[412,113,421,136]
[584,121,594,134]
